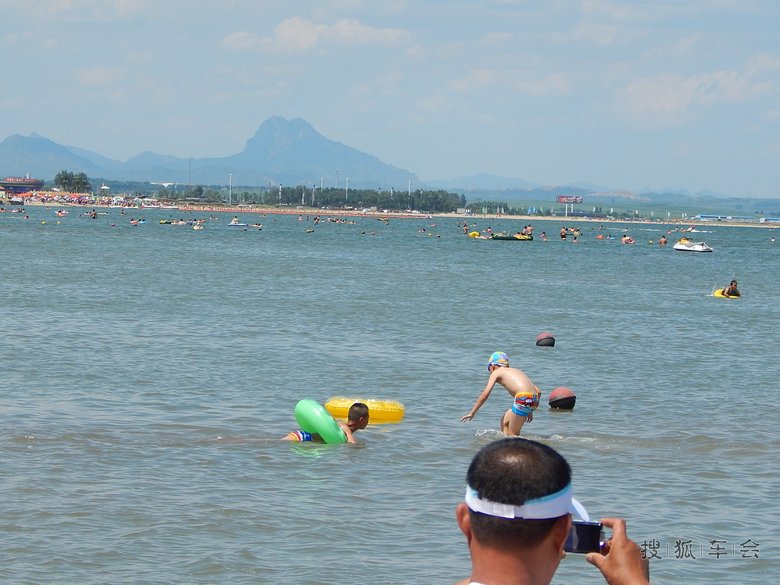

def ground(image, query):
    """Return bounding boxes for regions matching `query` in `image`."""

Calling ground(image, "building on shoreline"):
[0,176,45,195]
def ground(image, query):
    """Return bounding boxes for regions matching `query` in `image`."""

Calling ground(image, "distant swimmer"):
[461,352,541,436]
[721,280,741,298]
[659,234,667,246]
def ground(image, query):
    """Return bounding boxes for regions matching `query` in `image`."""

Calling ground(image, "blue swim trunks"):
[512,391,540,417]
[289,430,314,442]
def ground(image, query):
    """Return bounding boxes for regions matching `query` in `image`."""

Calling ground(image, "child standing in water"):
[461,352,541,436]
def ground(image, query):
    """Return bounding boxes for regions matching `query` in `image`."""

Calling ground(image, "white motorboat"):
[673,238,713,252]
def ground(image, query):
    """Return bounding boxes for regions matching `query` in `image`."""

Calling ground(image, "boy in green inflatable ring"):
[283,401,370,444]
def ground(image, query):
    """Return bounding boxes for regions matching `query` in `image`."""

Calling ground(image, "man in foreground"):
[455,438,650,585]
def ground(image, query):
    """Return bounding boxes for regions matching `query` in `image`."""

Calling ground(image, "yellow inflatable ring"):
[325,396,405,424]
[468,231,481,238]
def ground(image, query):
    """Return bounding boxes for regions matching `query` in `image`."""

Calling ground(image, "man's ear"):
[551,514,572,552]
[456,503,473,543]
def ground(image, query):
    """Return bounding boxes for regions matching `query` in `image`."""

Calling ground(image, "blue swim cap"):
[487,352,510,371]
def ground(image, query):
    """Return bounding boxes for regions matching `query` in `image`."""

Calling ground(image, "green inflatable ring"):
[294,399,347,444]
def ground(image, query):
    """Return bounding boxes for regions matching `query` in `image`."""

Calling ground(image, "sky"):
[2,0,780,198]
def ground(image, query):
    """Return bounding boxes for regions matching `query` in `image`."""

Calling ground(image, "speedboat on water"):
[673,237,713,252]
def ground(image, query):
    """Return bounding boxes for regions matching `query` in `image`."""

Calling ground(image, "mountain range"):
[2,117,779,214]
[0,116,418,189]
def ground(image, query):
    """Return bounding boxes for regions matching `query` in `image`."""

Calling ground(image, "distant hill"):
[0,117,418,189]
[426,173,538,191]
[440,184,780,216]
[0,132,107,178]
[2,119,778,215]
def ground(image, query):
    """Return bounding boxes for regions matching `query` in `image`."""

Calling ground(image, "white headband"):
[465,483,590,521]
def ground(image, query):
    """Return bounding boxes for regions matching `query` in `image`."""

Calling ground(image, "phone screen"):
[564,520,603,554]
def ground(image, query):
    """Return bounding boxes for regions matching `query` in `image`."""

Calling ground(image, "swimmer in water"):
[282,402,369,444]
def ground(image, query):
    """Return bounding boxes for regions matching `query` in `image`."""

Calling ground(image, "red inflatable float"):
[535,332,556,347]
[548,387,576,410]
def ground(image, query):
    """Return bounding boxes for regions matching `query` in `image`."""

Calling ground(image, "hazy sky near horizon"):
[3,0,780,197]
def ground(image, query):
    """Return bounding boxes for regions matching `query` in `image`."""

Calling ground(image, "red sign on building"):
[556,195,583,204]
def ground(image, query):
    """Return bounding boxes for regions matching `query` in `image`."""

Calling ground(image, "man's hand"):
[586,518,650,585]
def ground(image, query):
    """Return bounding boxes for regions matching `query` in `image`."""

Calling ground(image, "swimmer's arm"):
[461,373,499,422]
[339,422,357,444]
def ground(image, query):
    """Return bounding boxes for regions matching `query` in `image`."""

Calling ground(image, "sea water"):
[0,207,777,584]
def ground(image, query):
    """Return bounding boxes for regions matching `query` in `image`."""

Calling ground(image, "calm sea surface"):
[1,207,777,584]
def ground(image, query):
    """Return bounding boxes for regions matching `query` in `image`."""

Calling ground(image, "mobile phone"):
[564,520,603,554]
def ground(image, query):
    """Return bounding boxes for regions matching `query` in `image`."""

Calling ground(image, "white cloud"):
[77,66,126,87]
[571,22,635,47]
[514,73,571,97]
[580,0,685,24]
[3,30,56,48]
[222,31,262,51]
[223,17,410,53]
[745,53,780,75]
[452,69,497,92]
[274,17,328,51]
[452,68,570,98]
[332,18,408,45]
[761,108,780,123]
[620,73,719,125]
[15,0,146,20]
[620,54,780,125]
